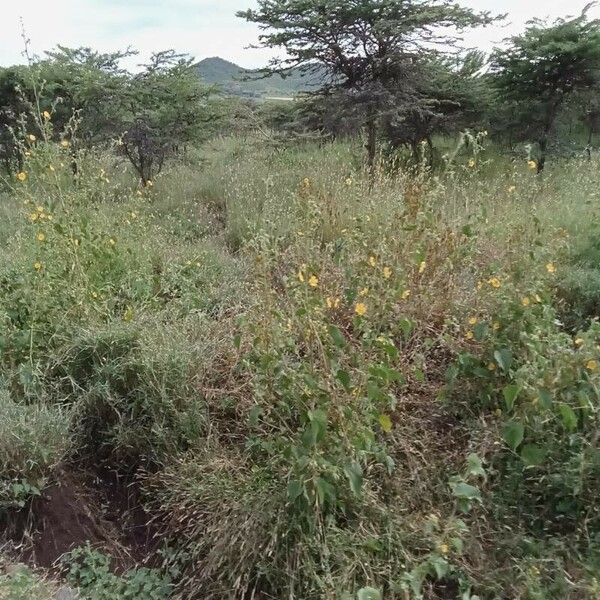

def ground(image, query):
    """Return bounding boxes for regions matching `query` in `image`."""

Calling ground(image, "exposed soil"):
[15,470,151,573]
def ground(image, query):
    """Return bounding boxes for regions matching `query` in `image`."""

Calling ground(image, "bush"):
[0,388,70,511]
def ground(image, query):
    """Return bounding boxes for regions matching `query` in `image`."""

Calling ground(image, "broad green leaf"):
[378,414,393,433]
[451,482,481,501]
[357,588,381,600]
[502,421,524,451]
[466,453,486,479]
[559,404,578,431]
[336,369,352,391]
[287,479,303,501]
[520,444,547,466]
[538,388,553,410]
[502,384,520,411]
[328,325,347,349]
[344,462,364,495]
[494,348,513,372]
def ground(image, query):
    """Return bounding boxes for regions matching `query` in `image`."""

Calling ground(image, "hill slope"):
[195,57,322,98]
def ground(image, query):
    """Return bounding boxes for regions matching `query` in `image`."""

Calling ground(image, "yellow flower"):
[43,110,51,120]
[401,289,411,300]
[507,185,516,193]
[476,280,483,291]
[345,177,353,186]
[33,261,43,271]
[528,160,537,171]
[369,256,377,267]
[16,171,27,182]
[301,177,310,188]
[468,159,476,168]
[91,291,98,299]
[465,330,474,340]
[575,338,585,346]
[494,408,502,417]
[28,134,36,142]
[359,287,369,296]
[36,232,46,242]
[419,261,427,274]
[488,277,501,289]
[108,238,116,247]
[487,362,497,371]
[493,322,501,331]
[355,302,367,317]
[383,266,392,280]
[60,140,70,148]
[326,297,340,309]
[146,180,153,187]
[522,297,531,307]
[546,262,556,274]
[46,214,53,221]
[468,316,478,326]
[438,543,449,555]
[308,275,319,288]
[49,165,55,172]
[586,360,598,371]
[29,212,39,222]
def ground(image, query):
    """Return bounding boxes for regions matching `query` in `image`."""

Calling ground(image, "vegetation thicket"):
[0,3,599,600]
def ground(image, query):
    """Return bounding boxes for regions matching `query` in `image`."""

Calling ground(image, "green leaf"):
[520,444,547,466]
[502,421,524,451]
[538,388,553,410]
[466,453,486,479]
[336,369,352,391]
[378,414,393,433]
[502,384,520,411]
[328,325,346,349]
[451,482,481,501]
[344,462,363,495]
[559,404,578,431]
[357,588,381,600]
[494,348,513,372]
[287,479,303,501]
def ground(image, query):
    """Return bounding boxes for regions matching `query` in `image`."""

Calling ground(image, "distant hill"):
[195,57,324,99]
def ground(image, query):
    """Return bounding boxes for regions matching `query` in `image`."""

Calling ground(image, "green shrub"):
[0,388,70,510]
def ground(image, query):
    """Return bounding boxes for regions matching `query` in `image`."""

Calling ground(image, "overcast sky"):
[1,0,598,69]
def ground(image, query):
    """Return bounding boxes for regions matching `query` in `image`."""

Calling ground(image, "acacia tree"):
[491,7,600,172]
[238,0,496,172]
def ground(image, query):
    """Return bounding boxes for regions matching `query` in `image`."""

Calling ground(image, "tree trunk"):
[365,116,377,183]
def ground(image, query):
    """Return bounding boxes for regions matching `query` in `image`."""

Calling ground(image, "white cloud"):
[1,0,598,69]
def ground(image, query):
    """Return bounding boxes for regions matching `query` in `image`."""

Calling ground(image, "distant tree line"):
[2,1,600,178]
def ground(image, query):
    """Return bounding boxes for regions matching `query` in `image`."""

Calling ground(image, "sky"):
[1,0,599,70]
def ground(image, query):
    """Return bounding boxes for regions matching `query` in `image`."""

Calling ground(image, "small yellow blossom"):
[438,543,449,555]
[36,206,44,213]
[49,165,55,172]
[91,291,98,299]
[29,212,39,222]
[487,362,497,371]
[369,256,377,267]
[355,302,367,317]
[16,171,27,182]
[108,238,116,247]
[46,214,53,221]
[507,185,516,193]
[401,289,411,300]
[468,316,478,326]
[493,322,500,331]
[383,266,392,280]
[61,140,70,148]
[146,180,153,187]
[528,160,537,171]
[345,177,353,186]
[546,262,556,274]
[308,275,319,288]
[326,297,340,309]
[476,280,483,291]
[575,338,584,346]
[586,360,598,372]
[43,110,51,120]
[28,134,36,142]
[522,297,531,307]
[33,261,43,271]
[488,277,501,289]
[465,330,474,340]
[24,151,31,157]
[359,287,369,296]
[468,159,476,168]
[419,261,427,274]
[36,232,46,242]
